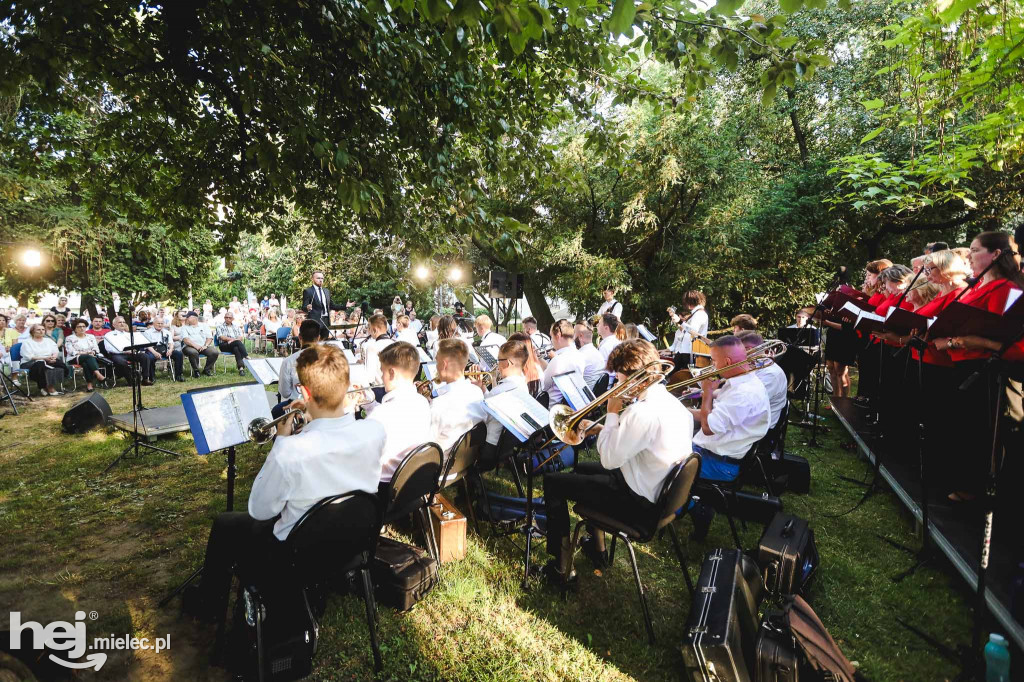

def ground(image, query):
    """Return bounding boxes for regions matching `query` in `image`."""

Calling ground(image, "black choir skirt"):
[825,327,858,366]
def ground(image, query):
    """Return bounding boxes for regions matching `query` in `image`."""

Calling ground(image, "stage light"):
[448,266,462,282]
[21,249,41,268]
[415,265,430,281]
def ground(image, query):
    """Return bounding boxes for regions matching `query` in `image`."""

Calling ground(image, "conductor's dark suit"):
[301,285,344,327]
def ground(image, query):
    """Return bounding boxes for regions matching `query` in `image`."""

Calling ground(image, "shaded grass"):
[0,368,977,680]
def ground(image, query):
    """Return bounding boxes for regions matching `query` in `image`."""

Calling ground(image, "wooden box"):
[429,493,467,563]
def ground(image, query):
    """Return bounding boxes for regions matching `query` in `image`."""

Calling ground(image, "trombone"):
[665,339,787,394]
[537,358,676,451]
[248,409,307,445]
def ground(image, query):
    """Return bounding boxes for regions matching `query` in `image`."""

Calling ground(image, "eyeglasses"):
[922,267,935,275]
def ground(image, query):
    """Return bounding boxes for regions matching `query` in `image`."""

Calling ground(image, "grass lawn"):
[0,365,975,681]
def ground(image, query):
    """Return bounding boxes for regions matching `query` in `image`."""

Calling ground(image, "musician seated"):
[366,342,431,487]
[573,322,604,389]
[394,314,419,346]
[273,319,322,419]
[686,335,771,540]
[596,313,621,364]
[474,314,507,352]
[541,320,588,405]
[429,338,486,452]
[103,316,157,385]
[182,344,385,623]
[471,340,531,456]
[542,340,694,585]
[736,331,788,429]
[361,313,395,389]
[730,314,758,335]
[523,316,550,354]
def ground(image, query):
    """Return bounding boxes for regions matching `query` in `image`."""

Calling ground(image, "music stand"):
[0,366,31,417]
[104,328,179,472]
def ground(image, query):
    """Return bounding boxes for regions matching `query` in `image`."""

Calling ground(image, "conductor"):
[301,270,347,329]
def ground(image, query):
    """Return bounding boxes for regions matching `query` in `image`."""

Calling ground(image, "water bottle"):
[985,633,1010,682]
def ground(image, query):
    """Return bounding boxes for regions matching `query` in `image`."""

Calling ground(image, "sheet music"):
[475,345,497,371]
[1006,288,1022,313]
[417,346,432,363]
[483,389,551,443]
[341,347,357,363]
[243,358,279,385]
[349,363,370,387]
[553,370,590,410]
[840,301,866,318]
[636,324,657,342]
[422,361,437,381]
[183,383,272,454]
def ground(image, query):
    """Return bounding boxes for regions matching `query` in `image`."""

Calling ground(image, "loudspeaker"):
[515,273,524,299]
[488,270,514,299]
[62,393,112,434]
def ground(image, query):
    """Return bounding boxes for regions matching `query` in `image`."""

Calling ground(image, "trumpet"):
[345,384,382,407]
[465,369,496,391]
[248,409,307,445]
[538,358,676,450]
[665,339,787,393]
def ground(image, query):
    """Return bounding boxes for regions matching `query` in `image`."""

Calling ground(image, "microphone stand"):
[795,272,840,446]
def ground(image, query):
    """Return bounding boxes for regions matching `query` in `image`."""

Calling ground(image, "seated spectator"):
[135,310,151,328]
[41,313,65,351]
[182,343,385,625]
[66,319,107,391]
[144,316,184,381]
[104,316,157,385]
[180,312,220,376]
[216,312,249,376]
[7,314,30,346]
[86,316,109,338]
[263,307,282,336]
[21,323,66,395]
[56,313,72,340]
[50,296,72,317]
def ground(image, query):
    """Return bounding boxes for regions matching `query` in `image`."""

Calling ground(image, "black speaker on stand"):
[62,393,113,434]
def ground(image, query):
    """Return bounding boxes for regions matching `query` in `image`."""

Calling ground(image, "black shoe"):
[689,501,715,543]
[202,370,215,377]
[541,559,577,588]
[238,368,245,376]
[580,535,609,570]
[181,584,221,624]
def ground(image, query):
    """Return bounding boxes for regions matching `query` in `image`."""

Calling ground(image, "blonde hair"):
[908,281,941,308]
[475,314,493,331]
[927,249,970,287]
[296,343,350,410]
[615,322,639,341]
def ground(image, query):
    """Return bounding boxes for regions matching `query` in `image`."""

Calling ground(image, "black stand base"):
[0,369,32,415]
[105,436,180,473]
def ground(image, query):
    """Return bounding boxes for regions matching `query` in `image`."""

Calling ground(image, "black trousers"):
[856,339,881,400]
[109,352,155,381]
[25,359,66,390]
[543,461,655,565]
[219,340,248,368]
[198,512,287,619]
[671,352,693,375]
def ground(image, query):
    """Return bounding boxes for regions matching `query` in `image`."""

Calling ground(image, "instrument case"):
[370,537,438,611]
[754,614,800,682]
[429,493,467,563]
[774,454,810,495]
[756,514,818,599]
[682,548,765,682]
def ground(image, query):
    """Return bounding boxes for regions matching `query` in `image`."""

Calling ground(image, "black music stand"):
[0,366,31,417]
[104,331,179,473]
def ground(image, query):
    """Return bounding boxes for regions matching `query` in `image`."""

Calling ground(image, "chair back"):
[593,373,610,397]
[286,490,382,583]
[654,454,702,532]
[276,327,291,342]
[10,343,21,362]
[535,390,550,409]
[440,422,486,488]
[381,442,444,522]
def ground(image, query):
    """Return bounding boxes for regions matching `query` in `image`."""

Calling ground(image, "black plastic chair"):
[569,454,702,644]
[237,490,384,676]
[380,442,445,560]
[439,423,487,532]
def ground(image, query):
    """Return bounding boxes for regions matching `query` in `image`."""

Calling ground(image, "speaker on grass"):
[62,393,112,434]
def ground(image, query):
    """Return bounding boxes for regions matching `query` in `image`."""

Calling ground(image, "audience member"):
[180,312,219,376]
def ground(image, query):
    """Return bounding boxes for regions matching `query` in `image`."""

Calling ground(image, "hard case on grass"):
[731,491,785,525]
[227,584,319,682]
[429,493,467,563]
[682,548,765,682]
[370,537,438,611]
[754,615,800,682]
[774,454,810,495]
[477,492,548,531]
[756,514,818,599]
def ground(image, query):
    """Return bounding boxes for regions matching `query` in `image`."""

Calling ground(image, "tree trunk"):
[80,294,100,320]
[523,278,554,331]
[786,88,809,166]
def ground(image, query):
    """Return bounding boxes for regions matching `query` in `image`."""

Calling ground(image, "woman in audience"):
[41,314,65,351]
[263,307,282,337]
[6,314,30,346]
[932,232,1024,502]
[66,318,107,391]
[508,331,543,396]
[56,313,72,340]
[391,296,403,326]
[21,323,65,395]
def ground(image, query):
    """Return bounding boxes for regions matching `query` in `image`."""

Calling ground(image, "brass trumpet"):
[248,409,307,445]
[345,384,382,408]
[665,339,787,393]
[465,370,496,391]
[538,358,676,449]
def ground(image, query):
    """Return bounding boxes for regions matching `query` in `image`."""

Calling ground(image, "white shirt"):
[577,342,605,389]
[598,334,621,364]
[429,377,486,452]
[367,383,432,482]
[669,307,709,355]
[180,323,212,347]
[65,333,100,359]
[541,345,588,406]
[264,319,282,335]
[755,362,789,429]
[278,348,303,401]
[598,383,693,503]
[598,299,623,318]
[101,329,138,354]
[20,336,59,362]
[409,319,423,334]
[478,331,507,351]
[529,331,551,351]
[248,414,386,541]
[395,328,419,346]
[426,329,439,349]
[483,375,529,445]
[361,335,395,385]
[142,326,172,347]
[693,373,771,459]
